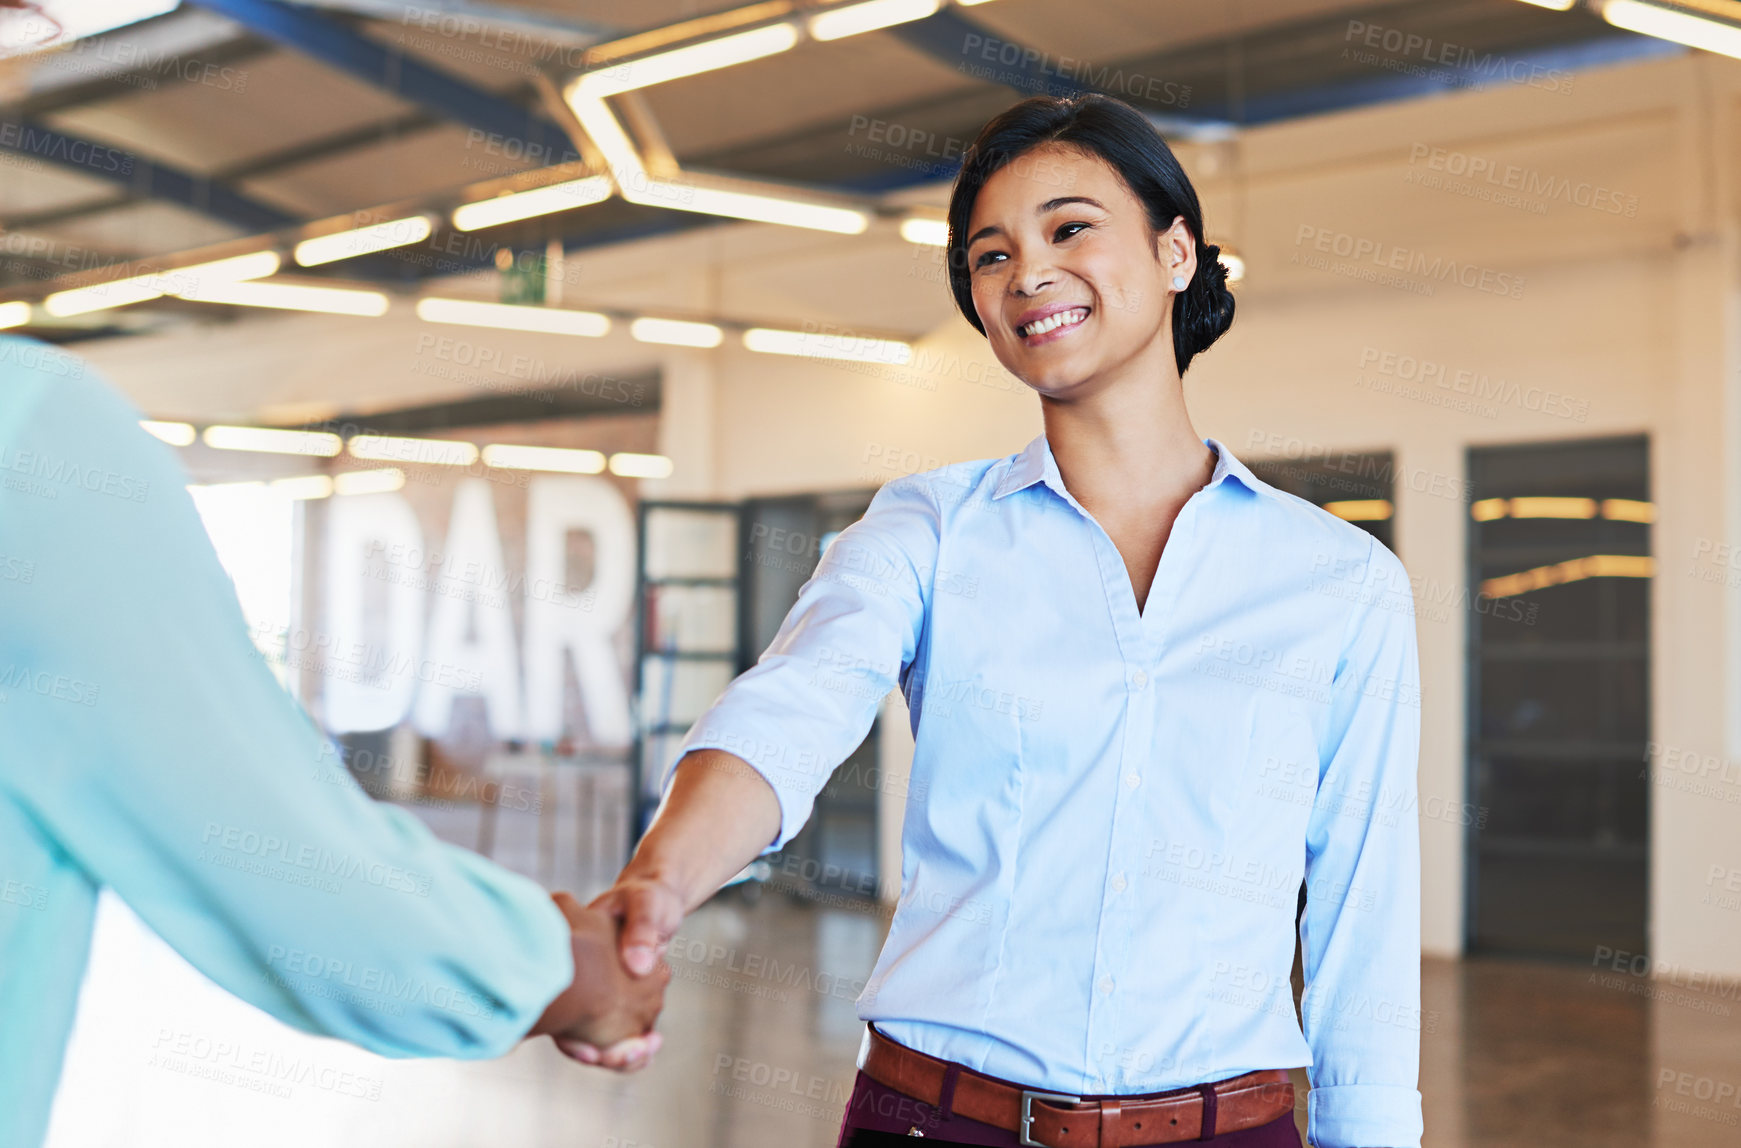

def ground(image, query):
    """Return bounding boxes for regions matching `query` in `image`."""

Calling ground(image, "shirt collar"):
[991,433,1275,503]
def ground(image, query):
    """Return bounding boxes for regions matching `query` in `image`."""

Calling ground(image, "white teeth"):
[1019,308,1088,337]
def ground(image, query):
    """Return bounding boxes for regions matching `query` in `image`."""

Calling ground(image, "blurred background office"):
[0,0,1737,1145]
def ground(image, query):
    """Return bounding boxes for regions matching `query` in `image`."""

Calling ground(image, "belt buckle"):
[1019,1090,1081,1147]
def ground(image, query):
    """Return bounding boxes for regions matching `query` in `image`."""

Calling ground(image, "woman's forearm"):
[619,749,783,912]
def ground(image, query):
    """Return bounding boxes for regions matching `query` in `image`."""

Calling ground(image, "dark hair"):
[946,93,1235,376]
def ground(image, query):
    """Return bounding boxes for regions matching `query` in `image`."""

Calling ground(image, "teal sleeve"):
[0,343,573,1060]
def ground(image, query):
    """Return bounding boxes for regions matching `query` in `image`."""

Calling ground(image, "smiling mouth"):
[1017,307,1090,339]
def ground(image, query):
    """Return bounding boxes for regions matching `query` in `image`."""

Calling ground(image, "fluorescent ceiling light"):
[333,468,406,496]
[44,251,280,317]
[1602,498,1655,523]
[451,177,613,231]
[0,301,31,328]
[348,434,479,466]
[0,0,178,59]
[608,452,674,478]
[1481,554,1653,598]
[630,316,724,347]
[175,280,391,316]
[564,90,647,177]
[1323,499,1393,522]
[1509,496,1598,518]
[45,278,163,316]
[743,326,912,365]
[140,420,196,446]
[481,444,607,473]
[900,217,948,246]
[270,474,334,501]
[1472,496,1655,522]
[294,215,433,266]
[416,297,610,337]
[203,425,344,457]
[626,177,869,234]
[809,0,941,41]
[1602,0,1741,58]
[573,23,799,97]
[1511,0,1576,9]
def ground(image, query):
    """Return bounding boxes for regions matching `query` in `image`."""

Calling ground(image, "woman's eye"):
[1055,221,1090,241]
[973,250,1006,270]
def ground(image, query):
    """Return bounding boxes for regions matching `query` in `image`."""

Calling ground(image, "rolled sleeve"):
[669,476,936,851]
[1299,538,1424,1148]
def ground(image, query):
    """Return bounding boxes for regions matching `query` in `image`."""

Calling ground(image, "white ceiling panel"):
[0,157,116,215]
[25,198,243,257]
[960,0,1375,67]
[238,122,508,218]
[40,51,415,176]
[644,29,973,161]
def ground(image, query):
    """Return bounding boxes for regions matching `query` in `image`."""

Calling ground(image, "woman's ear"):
[1160,216,1197,283]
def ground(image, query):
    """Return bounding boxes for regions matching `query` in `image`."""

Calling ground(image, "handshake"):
[525,876,686,1072]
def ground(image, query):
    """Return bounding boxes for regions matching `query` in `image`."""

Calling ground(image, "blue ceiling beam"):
[0,118,296,231]
[886,7,1096,101]
[1205,32,1685,126]
[190,0,580,163]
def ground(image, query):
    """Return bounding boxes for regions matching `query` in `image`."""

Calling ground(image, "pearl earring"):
[1172,275,1188,290]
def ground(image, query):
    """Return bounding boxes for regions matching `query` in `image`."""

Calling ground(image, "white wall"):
[78,49,1741,974]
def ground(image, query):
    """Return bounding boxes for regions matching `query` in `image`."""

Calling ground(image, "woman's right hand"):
[587,875,687,977]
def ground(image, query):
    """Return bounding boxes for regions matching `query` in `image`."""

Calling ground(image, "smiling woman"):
[946,93,1237,383]
[593,93,1422,1148]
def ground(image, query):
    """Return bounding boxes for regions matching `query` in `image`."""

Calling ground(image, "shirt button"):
[1131,669,1148,688]
[1111,873,1128,893]
[1124,772,1141,790]
[1098,976,1115,995]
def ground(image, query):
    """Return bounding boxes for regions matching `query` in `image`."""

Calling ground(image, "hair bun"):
[1201,242,1227,285]
[1173,238,1236,368]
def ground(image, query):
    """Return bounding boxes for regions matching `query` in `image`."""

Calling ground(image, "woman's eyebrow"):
[965,196,1109,249]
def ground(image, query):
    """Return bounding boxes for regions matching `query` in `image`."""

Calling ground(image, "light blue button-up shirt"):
[672,430,1424,1148]
[0,339,574,1148]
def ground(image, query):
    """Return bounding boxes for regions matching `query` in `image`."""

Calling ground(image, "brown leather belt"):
[861,1025,1295,1147]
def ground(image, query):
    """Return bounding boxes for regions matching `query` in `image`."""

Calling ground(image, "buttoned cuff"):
[1307,1084,1423,1148]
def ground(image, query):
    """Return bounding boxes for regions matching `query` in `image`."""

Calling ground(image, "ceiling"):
[0,0,1687,341]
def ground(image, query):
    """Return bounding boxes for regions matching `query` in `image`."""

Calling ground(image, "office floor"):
[42,782,1741,1148]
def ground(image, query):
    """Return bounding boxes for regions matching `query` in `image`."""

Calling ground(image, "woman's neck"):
[1040,356,1215,517]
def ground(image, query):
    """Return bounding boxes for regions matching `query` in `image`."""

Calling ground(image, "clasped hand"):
[529,880,685,1072]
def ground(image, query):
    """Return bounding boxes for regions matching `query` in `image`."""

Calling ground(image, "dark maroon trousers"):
[834,1064,1305,1148]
